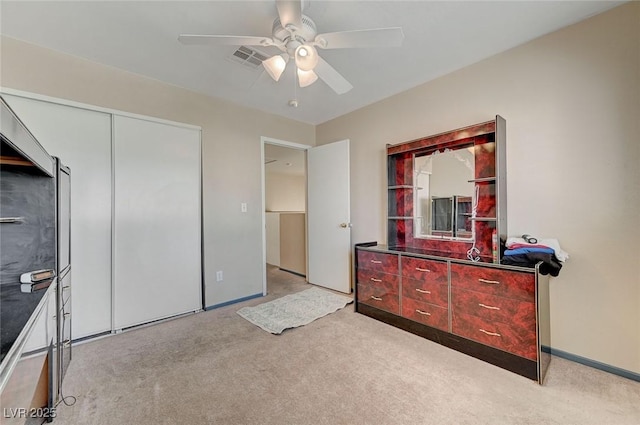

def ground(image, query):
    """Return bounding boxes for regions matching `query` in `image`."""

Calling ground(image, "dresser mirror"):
[413,144,475,240]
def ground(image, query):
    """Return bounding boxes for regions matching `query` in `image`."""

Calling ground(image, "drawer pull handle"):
[370,260,382,264]
[370,278,382,282]
[416,267,431,272]
[478,303,500,310]
[479,329,501,337]
[370,296,383,301]
[415,288,431,294]
[478,278,500,285]
[415,309,431,316]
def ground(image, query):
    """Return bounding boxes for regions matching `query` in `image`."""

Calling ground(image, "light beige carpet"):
[51,266,640,425]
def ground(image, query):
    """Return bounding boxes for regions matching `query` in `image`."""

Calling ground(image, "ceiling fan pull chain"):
[289,67,299,108]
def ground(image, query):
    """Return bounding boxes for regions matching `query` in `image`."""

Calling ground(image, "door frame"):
[260,136,312,296]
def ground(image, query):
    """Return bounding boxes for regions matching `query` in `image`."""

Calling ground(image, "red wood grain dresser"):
[354,116,551,383]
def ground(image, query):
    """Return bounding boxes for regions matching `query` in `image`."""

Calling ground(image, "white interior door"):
[113,116,201,329]
[307,140,351,293]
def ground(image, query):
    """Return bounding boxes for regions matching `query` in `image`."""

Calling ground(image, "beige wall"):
[265,172,306,212]
[317,3,640,373]
[279,213,306,276]
[0,36,315,307]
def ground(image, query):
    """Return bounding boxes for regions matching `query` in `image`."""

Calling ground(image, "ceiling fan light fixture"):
[297,68,318,88]
[263,53,289,81]
[178,7,403,96]
[294,44,318,71]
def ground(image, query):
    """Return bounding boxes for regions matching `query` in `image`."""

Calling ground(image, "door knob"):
[340,223,351,228]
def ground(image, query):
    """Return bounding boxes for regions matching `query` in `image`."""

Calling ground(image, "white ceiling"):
[265,143,306,176]
[0,1,624,125]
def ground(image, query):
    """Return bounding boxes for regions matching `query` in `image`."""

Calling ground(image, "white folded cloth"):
[505,237,570,262]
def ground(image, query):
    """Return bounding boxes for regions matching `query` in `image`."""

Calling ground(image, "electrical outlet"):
[216,271,223,282]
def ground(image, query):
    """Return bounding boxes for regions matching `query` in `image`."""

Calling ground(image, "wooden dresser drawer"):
[401,256,448,282]
[402,277,448,308]
[357,283,399,315]
[356,269,399,315]
[357,250,399,274]
[401,298,448,331]
[451,287,535,326]
[450,263,534,301]
[356,269,399,290]
[452,311,537,360]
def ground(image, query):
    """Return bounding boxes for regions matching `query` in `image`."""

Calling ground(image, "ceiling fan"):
[178,0,404,94]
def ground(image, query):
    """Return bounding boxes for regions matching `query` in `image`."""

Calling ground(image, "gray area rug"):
[237,287,353,334]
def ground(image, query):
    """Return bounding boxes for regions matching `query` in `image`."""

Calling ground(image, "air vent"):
[228,46,270,70]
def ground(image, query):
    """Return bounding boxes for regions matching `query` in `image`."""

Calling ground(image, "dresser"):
[355,244,549,383]
[355,116,551,384]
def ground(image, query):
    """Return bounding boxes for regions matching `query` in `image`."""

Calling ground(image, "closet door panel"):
[3,95,112,339]
[113,116,201,329]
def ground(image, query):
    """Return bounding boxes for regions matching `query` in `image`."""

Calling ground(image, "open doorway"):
[261,137,352,296]
[261,137,311,296]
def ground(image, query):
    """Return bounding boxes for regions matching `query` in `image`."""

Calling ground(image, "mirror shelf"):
[468,177,496,183]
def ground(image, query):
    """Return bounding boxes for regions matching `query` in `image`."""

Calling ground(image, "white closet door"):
[113,116,201,329]
[4,95,113,339]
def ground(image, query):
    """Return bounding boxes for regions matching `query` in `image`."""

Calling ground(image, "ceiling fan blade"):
[276,0,302,29]
[178,34,271,46]
[315,27,404,49]
[314,56,353,95]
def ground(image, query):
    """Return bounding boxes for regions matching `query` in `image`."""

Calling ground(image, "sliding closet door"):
[113,116,201,329]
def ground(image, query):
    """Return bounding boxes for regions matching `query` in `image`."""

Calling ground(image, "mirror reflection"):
[414,145,475,239]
